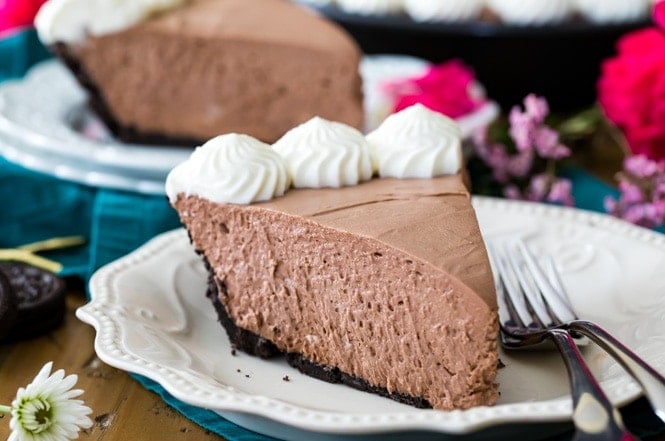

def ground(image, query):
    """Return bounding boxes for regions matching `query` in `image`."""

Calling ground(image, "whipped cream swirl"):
[366,104,462,179]
[273,117,373,188]
[486,0,573,24]
[335,0,403,15]
[404,0,484,22]
[35,0,187,45]
[574,0,649,23]
[165,134,290,205]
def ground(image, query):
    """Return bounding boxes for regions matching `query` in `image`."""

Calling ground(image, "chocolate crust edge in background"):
[206,272,433,409]
[51,43,203,147]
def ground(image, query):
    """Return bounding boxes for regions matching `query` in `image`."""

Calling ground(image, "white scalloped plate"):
[77,197,665,440]
[0,58,498,196]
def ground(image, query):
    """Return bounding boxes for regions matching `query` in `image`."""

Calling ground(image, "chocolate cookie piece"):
[0,270,18,341]
[0,263,66,341]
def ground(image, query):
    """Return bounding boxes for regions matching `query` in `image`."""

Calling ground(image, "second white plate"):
[0,58,498,195]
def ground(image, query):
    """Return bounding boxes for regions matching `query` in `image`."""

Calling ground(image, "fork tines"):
[489,239,587,343]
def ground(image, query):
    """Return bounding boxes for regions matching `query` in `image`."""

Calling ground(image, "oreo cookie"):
[0,270,18,341]
[0,263,66,342]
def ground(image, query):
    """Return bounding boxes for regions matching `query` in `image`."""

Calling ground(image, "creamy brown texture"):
[63,0,363,143]
[173,175,499,410]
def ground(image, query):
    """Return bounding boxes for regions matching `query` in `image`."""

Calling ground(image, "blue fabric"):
[1,27,663,441]
[0,28,50,83]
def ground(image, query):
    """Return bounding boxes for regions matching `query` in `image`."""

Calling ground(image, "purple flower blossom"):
[471,94,573,206]
[526,174,550,201]
[533,127,570,160]
[524,94,550,122]
[501,174,574,207]
[508,94,562,156]
[605,155,665,228]
[506,150,535,179]
[508,107,535,152]
[624,154,661,178]
[503,184,522,200]
[547,178,574,206]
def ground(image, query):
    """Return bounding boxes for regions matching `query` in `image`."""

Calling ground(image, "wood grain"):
[0,291,224,441]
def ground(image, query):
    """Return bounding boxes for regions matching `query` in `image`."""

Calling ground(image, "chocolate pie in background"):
[35,0,364,145]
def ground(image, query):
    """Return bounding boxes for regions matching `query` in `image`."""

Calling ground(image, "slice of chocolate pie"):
[166,105,499,410]
[35,0,363,145]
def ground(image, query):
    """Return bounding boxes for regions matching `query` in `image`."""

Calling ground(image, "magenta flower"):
[598,24,665,161]
[384,59,485,119]
[0,0,47,34]
[654,0,665,31]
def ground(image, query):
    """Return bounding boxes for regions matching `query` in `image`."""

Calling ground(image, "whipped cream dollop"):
[366,104,462,179]
[574,0,649,23]
[336,0,403,15]
[273,117,373,188]
[404,0,484,22]
[486,0,573,24]
[165,134,290,205]
[35,0,187,45]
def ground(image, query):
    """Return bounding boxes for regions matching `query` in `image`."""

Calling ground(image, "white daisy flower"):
[5,362,93,441]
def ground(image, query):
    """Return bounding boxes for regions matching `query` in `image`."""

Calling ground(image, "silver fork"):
[509,240,665,422]
[490,241,640,441]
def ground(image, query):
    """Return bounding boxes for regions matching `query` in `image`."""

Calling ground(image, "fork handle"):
[548,329,638,441]
[569,320,665,423]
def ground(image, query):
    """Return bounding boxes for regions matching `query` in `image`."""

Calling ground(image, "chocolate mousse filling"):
[53,43,202,146]
[174,176,499,410]
[206,273,433,408]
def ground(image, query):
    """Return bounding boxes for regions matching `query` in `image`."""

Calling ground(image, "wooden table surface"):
[0,290,224,441]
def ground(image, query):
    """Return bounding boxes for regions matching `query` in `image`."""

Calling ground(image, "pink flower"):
[598,27,665,161]
[654,0,665,30]
[384,59,485,119]
[0,0,47,34]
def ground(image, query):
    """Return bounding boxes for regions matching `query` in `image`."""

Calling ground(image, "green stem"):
[0,404,11,414]
[18,235,86,253]
[0,250,62,273]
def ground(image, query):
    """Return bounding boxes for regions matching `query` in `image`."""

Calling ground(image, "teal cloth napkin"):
[2,28,663,441]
